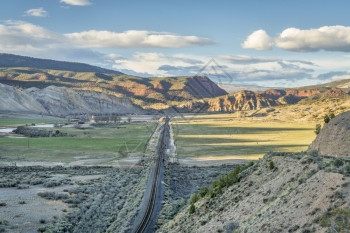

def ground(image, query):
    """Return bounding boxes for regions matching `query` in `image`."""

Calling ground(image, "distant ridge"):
[0,53,122,74]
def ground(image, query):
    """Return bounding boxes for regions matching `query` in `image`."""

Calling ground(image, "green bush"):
[333,159,344,167]
[189,203,195,214]
[324,115,330,123]
[190,194,199,204]
[199,187,209,197]
[314,124,321,135]
[269,161,275,170]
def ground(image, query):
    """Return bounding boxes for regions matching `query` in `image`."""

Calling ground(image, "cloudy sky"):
[1,0,350,87]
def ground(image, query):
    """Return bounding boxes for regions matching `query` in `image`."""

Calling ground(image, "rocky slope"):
[158,152,350,233]
[309,110,350,157]
[0,83,143,115]
[173,90,277,113]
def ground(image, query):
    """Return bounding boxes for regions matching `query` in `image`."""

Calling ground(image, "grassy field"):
[0,117,63,127]
[172,114,316,160]
[0,122,157,163]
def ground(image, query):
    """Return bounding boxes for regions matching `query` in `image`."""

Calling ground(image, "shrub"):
[190,194,199,204]
[189,203,195,214]
[199,187,209,198]
[269,161,275,170]
[314,124,321,135]
[333,159,344,167]
[324,114,330,123]
[344,163,350,175]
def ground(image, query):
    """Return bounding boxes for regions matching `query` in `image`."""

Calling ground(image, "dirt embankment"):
[158,152,350,233]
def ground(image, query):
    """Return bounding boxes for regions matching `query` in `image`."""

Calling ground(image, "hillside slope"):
[0,53,122,74]
[158,153,350,233]
[309,111,350,157]
[0,83,143,115]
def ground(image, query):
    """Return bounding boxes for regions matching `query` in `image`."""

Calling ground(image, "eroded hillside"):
[158,153,350,233]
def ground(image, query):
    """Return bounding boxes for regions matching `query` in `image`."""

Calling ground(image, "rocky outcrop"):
[309,111,350,157]
[323,87,349,98]
[207,91,276,111]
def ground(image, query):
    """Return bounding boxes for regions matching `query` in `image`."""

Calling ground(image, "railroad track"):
[133,117,169,233]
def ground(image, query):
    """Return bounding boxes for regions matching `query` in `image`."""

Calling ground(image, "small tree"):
[324,114,330,123]
[315,124,321,135]
[190,193,199,204]
[269,161,275,170]
[189,203,195,214]
[199,187,209,197]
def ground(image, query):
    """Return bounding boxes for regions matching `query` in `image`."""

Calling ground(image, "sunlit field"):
[0,119,156,163]
[172,114,316,160]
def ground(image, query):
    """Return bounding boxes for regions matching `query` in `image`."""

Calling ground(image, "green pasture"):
[0,121,156,162]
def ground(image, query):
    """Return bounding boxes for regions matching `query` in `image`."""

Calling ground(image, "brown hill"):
[309,111,350,157]
[0,66,227,111]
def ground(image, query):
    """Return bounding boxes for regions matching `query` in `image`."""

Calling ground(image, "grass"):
[0,117,63,127]
[172,113,316,160]
[0,122,156,163]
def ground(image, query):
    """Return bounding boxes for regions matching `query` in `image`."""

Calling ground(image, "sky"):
[1,0,350,87]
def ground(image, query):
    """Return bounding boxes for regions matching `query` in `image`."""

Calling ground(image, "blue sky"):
[1,0,350,87]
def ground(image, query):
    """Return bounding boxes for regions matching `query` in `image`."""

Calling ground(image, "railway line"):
[132,117,169,233]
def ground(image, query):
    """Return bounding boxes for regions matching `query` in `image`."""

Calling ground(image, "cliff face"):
[309,111,350,157]
[0,83,143,115]
[207,91,277,112]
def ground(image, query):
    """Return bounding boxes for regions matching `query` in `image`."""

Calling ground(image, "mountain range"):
[1,53,350,116]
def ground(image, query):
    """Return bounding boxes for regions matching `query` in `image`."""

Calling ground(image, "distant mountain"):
[1,53,350,115]
[0,53,122,74]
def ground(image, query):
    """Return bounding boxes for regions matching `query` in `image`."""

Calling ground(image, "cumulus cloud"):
[65,30,215,48]
[107,53,205,76]
[0,20,214,59]
[241,30,273,50]
[60,0,92,6]
[0,21,64,53]
[24,8,48,17]
[243,26,350,52]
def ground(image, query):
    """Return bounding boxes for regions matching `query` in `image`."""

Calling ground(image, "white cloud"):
[65,30,215,48]
[0,20,214,59]
[108,53,205,76]
[241,30,273,50]
[243,26,350,52]
[24,8,48,17]
[60,0,92,6]
[105,52,317,86]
